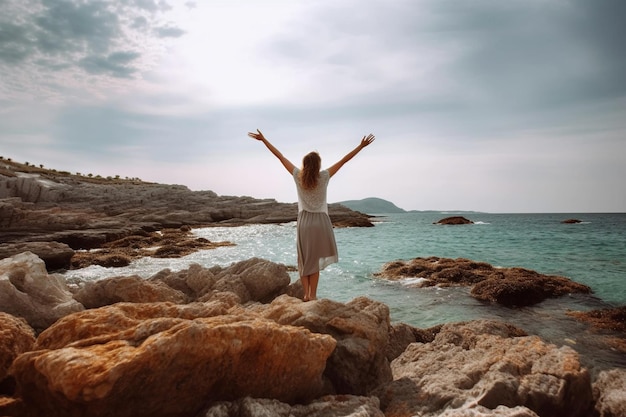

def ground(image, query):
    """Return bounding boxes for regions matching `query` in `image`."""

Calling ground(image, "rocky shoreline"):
[0,252,624,417]
[0,159,372,270]
[1,158,625,416]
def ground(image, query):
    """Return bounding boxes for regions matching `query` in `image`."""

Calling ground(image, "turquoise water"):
[64,212,626,371]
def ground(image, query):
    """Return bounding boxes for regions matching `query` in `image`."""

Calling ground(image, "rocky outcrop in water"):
[375,257,592,307]
[0,254,623,417]
[435,216,474,225]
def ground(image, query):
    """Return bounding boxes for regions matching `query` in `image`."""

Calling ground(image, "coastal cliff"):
[0,158,371,269]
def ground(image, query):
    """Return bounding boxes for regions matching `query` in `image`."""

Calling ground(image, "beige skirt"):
[296,210,339,276]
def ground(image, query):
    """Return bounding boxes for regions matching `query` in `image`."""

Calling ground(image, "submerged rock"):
[567,306,626,333]
[567,306,626,354]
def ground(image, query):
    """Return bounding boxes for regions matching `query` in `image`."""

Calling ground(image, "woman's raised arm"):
[248,129,296,174]
[327,134,375,177]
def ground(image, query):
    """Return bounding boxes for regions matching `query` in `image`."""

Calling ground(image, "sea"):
[63,212,626,373]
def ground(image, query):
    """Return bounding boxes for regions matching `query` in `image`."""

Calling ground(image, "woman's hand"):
[248,129,266,142]
[360,134,375,148]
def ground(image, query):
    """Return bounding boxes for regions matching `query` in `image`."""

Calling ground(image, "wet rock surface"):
[376,256,592,307]
[435,216,474,225]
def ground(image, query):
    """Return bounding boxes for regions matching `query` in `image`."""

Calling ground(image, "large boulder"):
[0,241,74,271]
[73,275,188,308]
[255,295,393,395]
[0,252,84,330]
[377,320,593,417]
[149,258,292,304]
[0,312,35,383]
[10,301,336,417]
[593,369,626,417]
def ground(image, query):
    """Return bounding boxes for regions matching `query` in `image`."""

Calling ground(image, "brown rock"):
[562,219,582,224]
[73,275,188,308]
[435,216,474,225]
[470,268,592,307]
[593,369,626,417]
[201,395,385,417]
[567,306,626,354]
[377,319,593,417]
[0,313,35,383]
[376,257,592,307]
[567,306,626,332]
[10,301,336,417]
[256,295,393,395]
[386,322,442,362]
[70,228,234,269]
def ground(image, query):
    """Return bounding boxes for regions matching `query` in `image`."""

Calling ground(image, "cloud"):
[0,0,187,100]
[1,0,625,212]
[154,25,185,38]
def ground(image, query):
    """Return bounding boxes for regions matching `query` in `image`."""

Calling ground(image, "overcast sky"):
[1,0,625,213]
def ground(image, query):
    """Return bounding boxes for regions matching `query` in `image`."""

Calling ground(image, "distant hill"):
[337,197,406,214]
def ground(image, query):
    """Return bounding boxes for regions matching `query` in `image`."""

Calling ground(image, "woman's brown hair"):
[299,151,321,190]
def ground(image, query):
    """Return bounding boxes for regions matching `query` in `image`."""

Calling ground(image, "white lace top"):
[292,168,330,214]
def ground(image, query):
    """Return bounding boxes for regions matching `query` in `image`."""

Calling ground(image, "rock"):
[150,258,292,304]
[70,228,235,269]
[1,162,373,248]
[213,257,292,303]
[376,257,592,307]
[386,322,441,362]
[0,241,74,270]
[567,306,626,353]
[10,301,336,417]
[255,295,393,395]
[72,258,292,309]
[435,216,474,225]
[200,395,385,417]
[73,275,188,308]
[0,313,35,383]
[593,368,626,417]
[470,270,592,307]
[0,252,84,331]
[377,319,593,417]
[567,306,626,332]
[562,219,582,224]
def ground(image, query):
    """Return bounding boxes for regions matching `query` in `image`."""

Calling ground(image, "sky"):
[1,0,625,213]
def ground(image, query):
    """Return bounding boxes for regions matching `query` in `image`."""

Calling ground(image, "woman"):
[248,129,375,301]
